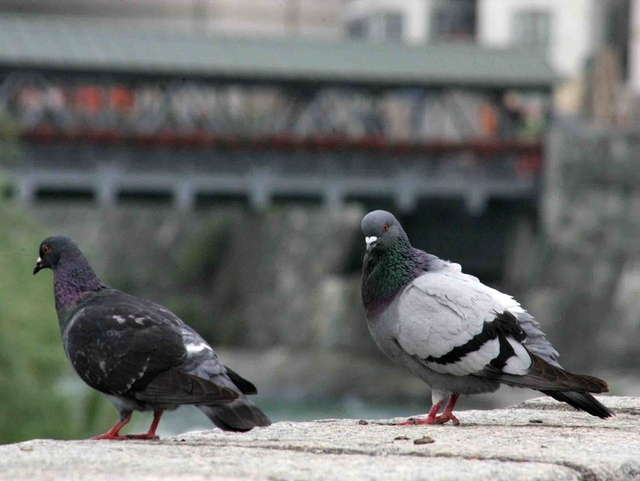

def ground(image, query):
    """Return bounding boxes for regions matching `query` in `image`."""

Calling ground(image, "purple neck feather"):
[53,256,105,317]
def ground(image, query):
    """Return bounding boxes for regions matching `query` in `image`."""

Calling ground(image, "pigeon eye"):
[42,245,51,254]
[382,224,390,232]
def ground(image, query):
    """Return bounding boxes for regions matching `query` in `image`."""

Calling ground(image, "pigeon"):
[34,236,271,440]
[360,210,613,425]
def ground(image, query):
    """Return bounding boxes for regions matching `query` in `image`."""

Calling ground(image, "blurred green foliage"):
[0,206,245,443]
[174,215,231,285]
[0,197,113,443]
[169,215,238,342]
[0,109,21,166]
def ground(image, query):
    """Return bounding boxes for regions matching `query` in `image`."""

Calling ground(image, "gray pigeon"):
[34,236,271,439]
[360,210,613,425]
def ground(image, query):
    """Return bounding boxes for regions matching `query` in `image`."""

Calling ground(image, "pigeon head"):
[34,236,105,317]
[34,236,85,275]
[361,210,406,252]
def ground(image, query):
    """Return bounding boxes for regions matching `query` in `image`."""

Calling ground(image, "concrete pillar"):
[324,184,343,212]
[395,189,417,214]
[95,163,121,208]
[16,175,35,204]
[395,174,417,213]
[249,170,271,211]
[95,169,116,209]
[174,180,195,211]
[465,187,487,216]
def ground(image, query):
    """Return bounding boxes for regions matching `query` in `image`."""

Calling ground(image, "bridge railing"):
[0,73,545,213]
[1,74,546,143]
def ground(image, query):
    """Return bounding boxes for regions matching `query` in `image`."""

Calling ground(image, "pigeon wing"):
[64,290,235,404]
[479,283,561,367]
[136,369,238,405]
[396,270,610,395]
[395,271,533,378]
[158,319,260,398]
[224,366,258,395]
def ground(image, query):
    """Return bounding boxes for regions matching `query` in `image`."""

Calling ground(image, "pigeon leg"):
[396,401,443,426]
[91,413,132,440]
[434,394,460,426]
[126,410,164,440]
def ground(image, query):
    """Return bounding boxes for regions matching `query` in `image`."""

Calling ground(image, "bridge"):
[0,14,553,215]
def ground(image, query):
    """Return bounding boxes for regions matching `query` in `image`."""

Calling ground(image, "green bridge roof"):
[0,14,555,90]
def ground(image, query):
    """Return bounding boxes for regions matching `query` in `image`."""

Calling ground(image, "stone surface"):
[530,124,640,371]
[1,396,639,481]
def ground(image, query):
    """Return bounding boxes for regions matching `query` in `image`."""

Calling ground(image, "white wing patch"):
[112,315,126,324]
[426,338,500,376]
[502,338,532,375]
[487,288,525,315]
[123,356,150,391]
[186,342,212,354]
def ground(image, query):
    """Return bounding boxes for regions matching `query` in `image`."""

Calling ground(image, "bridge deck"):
[8,139,540,214]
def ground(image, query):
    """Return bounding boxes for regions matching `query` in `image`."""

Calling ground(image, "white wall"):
[343,0,606,81]
[207,0,343,38]
[478,0,598,78]
[0,0,344,39]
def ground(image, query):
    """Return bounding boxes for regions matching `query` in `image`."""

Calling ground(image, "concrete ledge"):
[1,396,638,480]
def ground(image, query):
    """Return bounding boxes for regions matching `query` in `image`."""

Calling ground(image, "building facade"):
[343,0,476,44]
[6,1,634,119]
[343,0,633,116]
[0,0,343,38]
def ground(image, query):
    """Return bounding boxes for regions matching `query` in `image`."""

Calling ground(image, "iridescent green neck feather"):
[361,236,418,317]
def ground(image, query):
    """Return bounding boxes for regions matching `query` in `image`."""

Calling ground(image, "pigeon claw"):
[396,417,418,426]
[431,394,461,426]
[91,409,164,441]
[396,417,436,426]
[126,433,159,440]
[90,413,133,440]
[91,433,129,441]
[434,413,460,426]
[123,409,164,440]
[396,399,443,426]
[394,396,461,426]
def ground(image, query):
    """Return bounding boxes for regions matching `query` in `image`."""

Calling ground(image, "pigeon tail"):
[540,391,614,419]
[224,366,258,395]
[482,354,614,418]
[482,353,610,393]
[198,396,272,432]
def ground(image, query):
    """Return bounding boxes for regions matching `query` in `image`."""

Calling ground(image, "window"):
[347,18,369,40]
[431,0,476,42]
[347,12,404,42]
[513,10,551,50]
[383,13,403,42]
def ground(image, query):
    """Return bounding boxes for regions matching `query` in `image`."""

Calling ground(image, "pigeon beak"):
[365,236,378,252]
[33,257,44,275]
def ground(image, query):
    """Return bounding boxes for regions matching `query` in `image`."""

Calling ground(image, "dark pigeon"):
[34,236,271,440]
[360,210,613,425]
